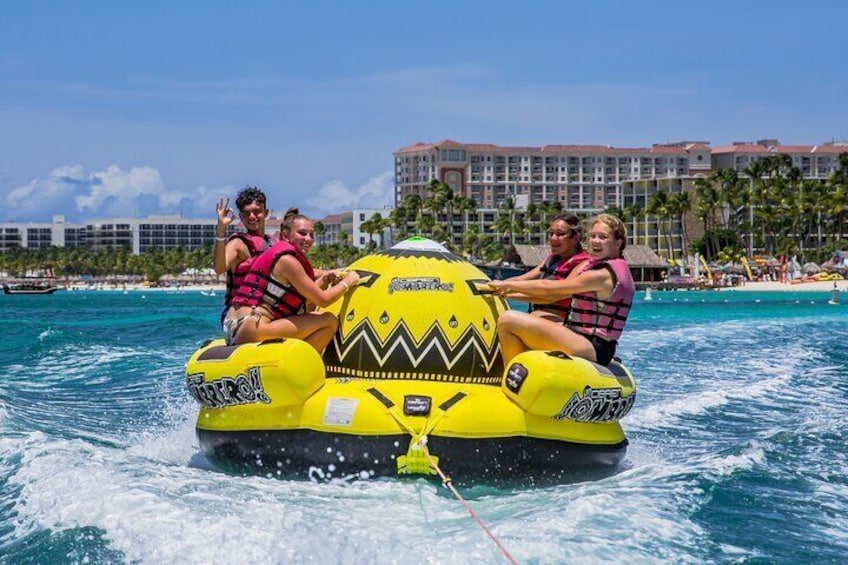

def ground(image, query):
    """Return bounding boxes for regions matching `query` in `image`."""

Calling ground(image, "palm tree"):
[415,213,436,238]
[495,198,517,246]
[425,178,458,247]
[313,221,326,246]
[463,224,481,260]
[389,204,408,242]
[360,217,378,250]
[646,189,671,258]
[621,203,645,247]
[743,160,767,257]
[524,202,543,243]
[402,194,423,235]
[671,191,691,257]
[370,213,390,249]
[452,195,478,249]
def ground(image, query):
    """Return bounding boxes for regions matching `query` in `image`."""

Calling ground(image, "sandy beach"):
[60,282,225,293]
[718,280,846,292]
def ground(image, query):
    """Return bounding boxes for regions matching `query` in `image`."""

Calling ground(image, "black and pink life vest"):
[564,257,634,342]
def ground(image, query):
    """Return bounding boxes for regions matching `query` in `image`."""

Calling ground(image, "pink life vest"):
[230,240,315,320]
[531,251,592,314]
[224,232,271,309]
[564,257,634,342]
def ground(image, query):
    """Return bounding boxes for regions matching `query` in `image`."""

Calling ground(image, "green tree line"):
[615,151,848,263]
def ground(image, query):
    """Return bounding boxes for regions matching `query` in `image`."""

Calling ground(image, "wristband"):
[215,236,227,242]
[340,281,350,290]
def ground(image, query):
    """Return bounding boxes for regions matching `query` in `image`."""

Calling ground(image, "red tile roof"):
[812,144,848,154]
[711,143,841,155]
[396,141,694,157]
[711,144,770,154]
[685,143,711,151]
[777,145,814,153]
[317,213,343,224]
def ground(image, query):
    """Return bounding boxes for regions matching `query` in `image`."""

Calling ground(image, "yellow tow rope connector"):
[397,435,438,475]
[365,387,466,477]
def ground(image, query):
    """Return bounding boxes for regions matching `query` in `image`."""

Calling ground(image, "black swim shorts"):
[588,335,617,366]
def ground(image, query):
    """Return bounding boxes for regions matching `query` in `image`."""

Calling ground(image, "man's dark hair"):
[235,186,267,211]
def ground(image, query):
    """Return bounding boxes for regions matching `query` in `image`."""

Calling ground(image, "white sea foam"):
[4,426,723,564]
[125,397,198,466]
[627,371,793,431]
[37,328,60,341]
[700,441,768,478]
[8,343,186,390]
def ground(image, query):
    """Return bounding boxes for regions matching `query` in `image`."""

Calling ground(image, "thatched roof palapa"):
[512,244,666,269]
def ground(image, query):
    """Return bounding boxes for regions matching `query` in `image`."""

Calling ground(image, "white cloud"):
[2,163,396,224]
[305,170,394,216]
[4,164,234,223]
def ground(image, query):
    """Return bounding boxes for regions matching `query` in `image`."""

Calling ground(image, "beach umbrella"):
[717,263,745,275]
[802,262,821,274]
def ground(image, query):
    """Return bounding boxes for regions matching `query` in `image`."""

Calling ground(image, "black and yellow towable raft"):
[185,238,636,483]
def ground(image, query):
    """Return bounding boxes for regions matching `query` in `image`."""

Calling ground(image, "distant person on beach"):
[214,187,273,324]
[502,213,590,322]
[223,208,359,353]
[489,214,635,366]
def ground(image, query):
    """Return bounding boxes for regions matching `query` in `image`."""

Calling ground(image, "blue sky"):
[1,0,846,223]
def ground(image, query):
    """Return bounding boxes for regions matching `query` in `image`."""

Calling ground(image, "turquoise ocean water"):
[1,289,847,563]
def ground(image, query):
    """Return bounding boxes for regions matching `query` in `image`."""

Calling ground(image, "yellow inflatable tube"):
[185,238,636,483]
[186,340,634,482]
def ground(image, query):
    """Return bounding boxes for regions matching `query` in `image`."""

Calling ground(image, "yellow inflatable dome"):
[322,238,507,384]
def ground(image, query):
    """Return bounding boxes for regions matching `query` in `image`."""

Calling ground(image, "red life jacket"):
[531,251,592,314]
[564,257,634,342]
[231,240,315,319]
[224,232,271,309]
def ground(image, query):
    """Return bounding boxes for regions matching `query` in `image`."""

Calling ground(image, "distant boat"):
[3,283,61,295]
[200,290,217,297]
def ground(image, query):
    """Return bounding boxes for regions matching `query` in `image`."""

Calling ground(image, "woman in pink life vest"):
[489,214,634,366]
[502,213,591,322]
[223,208,359,353]
[213,187,273,324]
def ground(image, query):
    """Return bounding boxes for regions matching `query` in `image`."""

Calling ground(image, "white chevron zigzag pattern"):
[329,319,502,374]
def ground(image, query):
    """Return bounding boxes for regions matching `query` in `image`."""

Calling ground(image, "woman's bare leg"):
[235,311,339,353]
[497,310,596,365]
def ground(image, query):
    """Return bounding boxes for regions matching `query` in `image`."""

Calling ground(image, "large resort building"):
[394,140,711,211]
[393,139,711,254]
